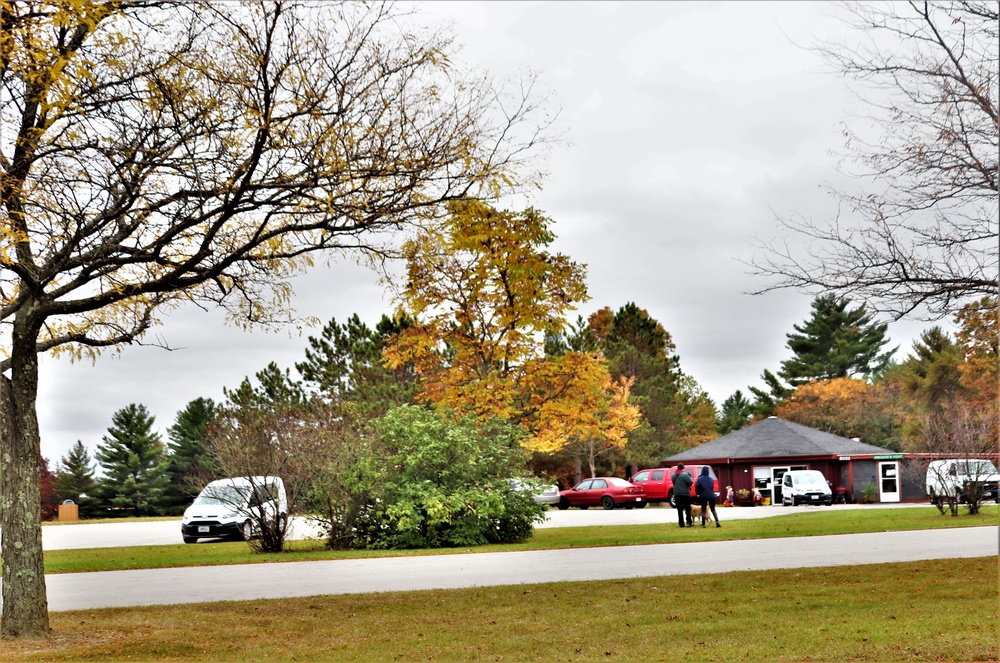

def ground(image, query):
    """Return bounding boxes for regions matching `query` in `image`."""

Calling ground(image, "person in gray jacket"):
[672,464,694,527]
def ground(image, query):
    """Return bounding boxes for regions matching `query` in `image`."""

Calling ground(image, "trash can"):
[58,499,79,522]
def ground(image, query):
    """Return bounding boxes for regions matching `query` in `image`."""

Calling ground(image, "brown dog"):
[690,503,716,526]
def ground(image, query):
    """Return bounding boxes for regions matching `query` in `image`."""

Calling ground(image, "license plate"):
[198,526,210,533]
[810,495,819,500]
[635,497,641,501]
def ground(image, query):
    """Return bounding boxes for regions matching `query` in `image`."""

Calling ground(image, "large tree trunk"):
[0,316,50,638]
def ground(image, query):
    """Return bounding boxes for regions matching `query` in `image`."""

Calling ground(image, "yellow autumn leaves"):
[383,200,640,454]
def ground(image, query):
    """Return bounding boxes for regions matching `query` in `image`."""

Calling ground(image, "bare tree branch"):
[749,1,998,320]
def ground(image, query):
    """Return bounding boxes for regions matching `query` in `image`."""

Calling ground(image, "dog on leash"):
[690,503,716,526]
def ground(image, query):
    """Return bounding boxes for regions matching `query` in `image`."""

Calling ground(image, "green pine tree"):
[889,326,967,413]
[778,295,896,385]
[295,313,418,419]
[748,368,794,417]
[716,390,754,434]
[162,398,220,514]
[53,441,101,518]
[94,404,170,517]
[596,303,716,467]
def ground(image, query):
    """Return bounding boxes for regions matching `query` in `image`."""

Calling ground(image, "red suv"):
[629,465,719,507]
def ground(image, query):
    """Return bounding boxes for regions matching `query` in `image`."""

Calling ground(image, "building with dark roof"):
[662,417,921,504]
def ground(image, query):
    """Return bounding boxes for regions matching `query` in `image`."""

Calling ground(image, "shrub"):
[329,406,546,549]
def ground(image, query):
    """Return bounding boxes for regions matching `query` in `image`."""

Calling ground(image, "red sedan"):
[557,477,645,510]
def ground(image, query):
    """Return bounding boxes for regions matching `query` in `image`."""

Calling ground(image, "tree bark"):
[0,314,50,638]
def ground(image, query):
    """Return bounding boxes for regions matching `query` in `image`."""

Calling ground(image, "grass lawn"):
[2,557,996,662]
[38,504,1000,575]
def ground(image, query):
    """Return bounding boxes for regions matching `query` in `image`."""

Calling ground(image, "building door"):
[878,461,900,503]
[772,467,789,504]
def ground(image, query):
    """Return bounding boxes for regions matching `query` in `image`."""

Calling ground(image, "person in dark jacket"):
[672,464,694,527]
[696,465,721,528]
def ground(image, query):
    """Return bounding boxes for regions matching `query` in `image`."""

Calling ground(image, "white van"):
[181,476,288,544]
[781,470,833,506]
[925,459,1000,505]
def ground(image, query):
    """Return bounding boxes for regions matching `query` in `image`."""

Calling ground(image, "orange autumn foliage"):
[384,201,640,453]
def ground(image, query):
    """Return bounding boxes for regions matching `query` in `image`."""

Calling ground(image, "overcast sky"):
[37,1,939,466]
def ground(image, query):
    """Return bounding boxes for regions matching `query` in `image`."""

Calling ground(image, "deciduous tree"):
[39,457,56,521]
[773,377,904,449]
[953,297,998,409]
[384,201,638,453]
[751,1,998,319]
[0,0,549,636]
[209,385,325,554]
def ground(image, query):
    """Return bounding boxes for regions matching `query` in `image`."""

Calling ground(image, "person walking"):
[696,465,721,528]
[672,464,694,528]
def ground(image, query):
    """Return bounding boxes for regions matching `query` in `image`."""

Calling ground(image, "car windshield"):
[608,478,632,487]
[192,485,248,507]
[797,474,826,486]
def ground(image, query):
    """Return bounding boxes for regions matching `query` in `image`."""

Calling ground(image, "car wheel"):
[579,505,590,510]
[634,502,647,509]
[241,520,254,541]
[667,491,676,508]
[623,503,634,510]
[791,496,799,507]
[183,536,198,544]
[277,514,288,535]
[601,496,616,510]
[558,498,570,510]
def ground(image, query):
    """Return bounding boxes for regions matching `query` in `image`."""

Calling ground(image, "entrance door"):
[772,467,789,505]
[878,461,900,503]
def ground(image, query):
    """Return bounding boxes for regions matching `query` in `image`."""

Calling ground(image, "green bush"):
[354,406,545,549]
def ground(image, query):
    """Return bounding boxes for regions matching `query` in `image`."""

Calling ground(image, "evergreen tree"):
[716,390,754,434]
[162,398,220,514]
[295,313,418,419]
[593,303,717,468]
[94,404,169,517]
[893,327,966,412]
[748,369,794,418]
[53,441,100,519]
[231,362,306,411]
[778,296,896,385]
[544,316,599,357]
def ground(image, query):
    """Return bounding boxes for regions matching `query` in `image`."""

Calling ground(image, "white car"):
[510,478,561,506]
[181,476,288,543]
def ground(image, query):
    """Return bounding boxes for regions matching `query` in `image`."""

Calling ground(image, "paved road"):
[33,502,930,550]
[35,526,998,612]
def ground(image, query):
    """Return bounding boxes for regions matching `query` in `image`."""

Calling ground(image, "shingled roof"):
[665,417,894,462]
